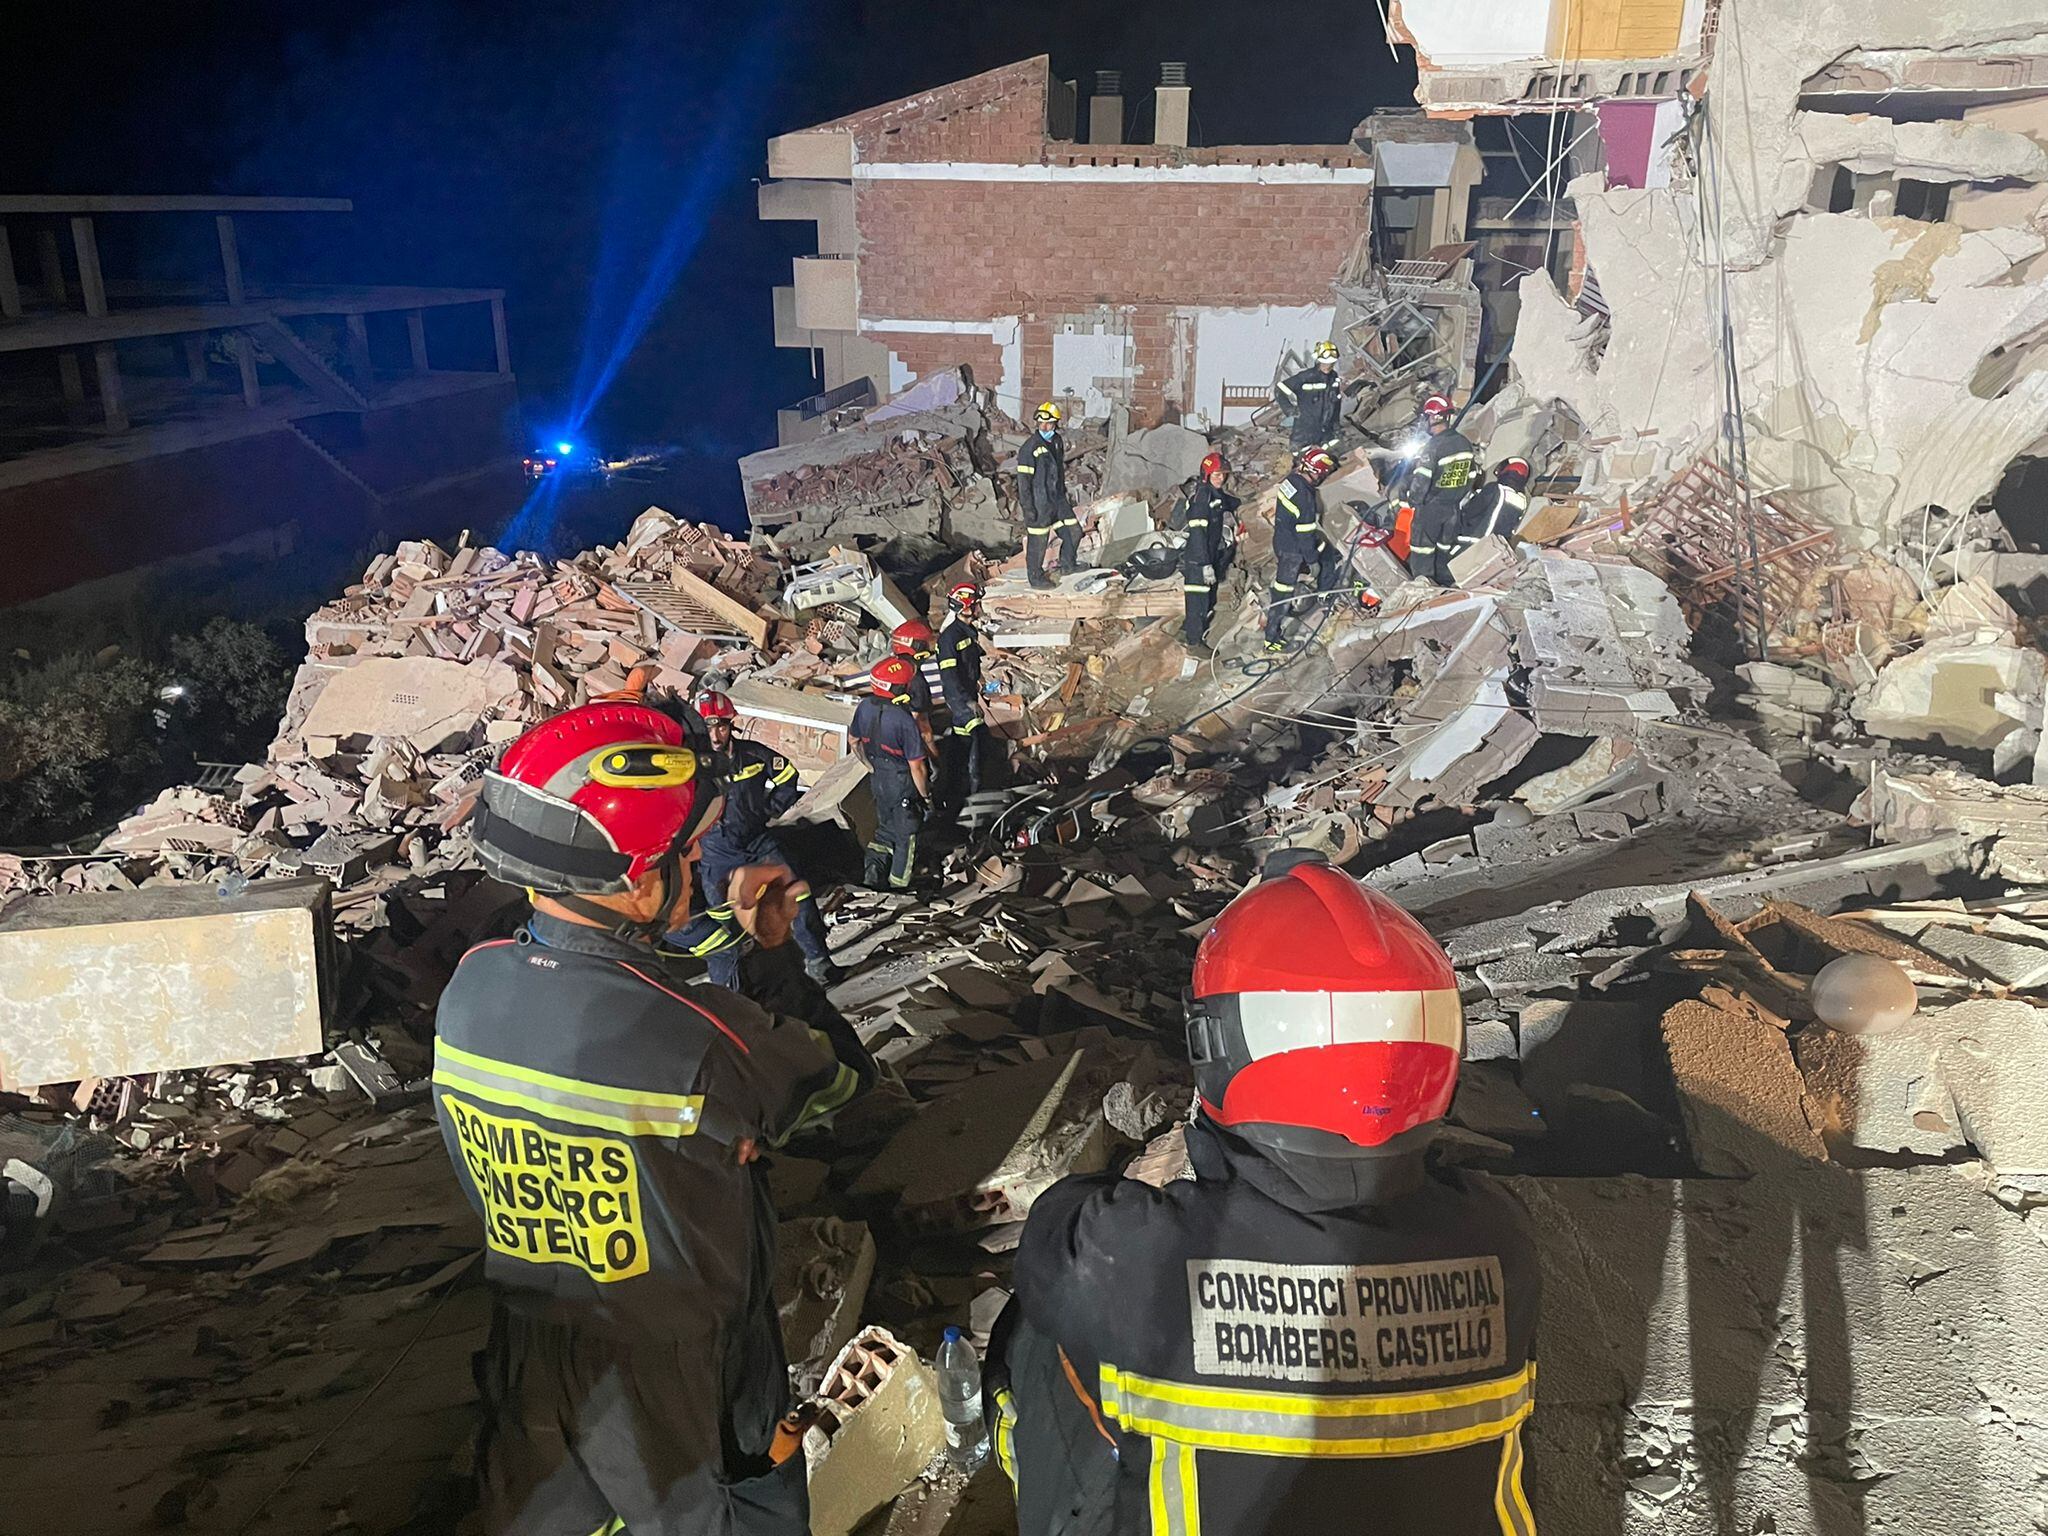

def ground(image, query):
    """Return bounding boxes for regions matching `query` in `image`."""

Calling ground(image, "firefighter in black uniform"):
[665,691,839,990]
[986,848,1540,1536]
[1400,394,1479,588]
[1264,447,1340,652]
[1019,402,1081,590]
[1452,457,1532,561]
[1274,340,1344,452]
[440,700,875,1536]
[938,581,997,805]
[1183,449,1241,657]
[849,656,929,890]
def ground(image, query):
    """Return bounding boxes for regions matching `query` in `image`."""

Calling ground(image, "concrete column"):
[216,215,245,305]
[180,333,208,383]
[36,228,70,306]
[233,333,261,408]
[92,343,126,431]
[406,309,429,371]
[0,224,20,319]
[490,296,510,374]
[344,312,373,386]
[70,217,107,318]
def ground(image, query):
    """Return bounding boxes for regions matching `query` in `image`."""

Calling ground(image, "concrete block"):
[804,1327,947,1536]
[1857,641,2046,752]
[1796,1022,1965,1161]
[0,879,332,1089]
[297,654,520,754]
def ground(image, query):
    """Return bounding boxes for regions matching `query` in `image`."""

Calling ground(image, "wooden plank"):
[671,566,771,647]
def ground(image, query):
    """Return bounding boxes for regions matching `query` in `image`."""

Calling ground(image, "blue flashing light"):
[556,440,575,456]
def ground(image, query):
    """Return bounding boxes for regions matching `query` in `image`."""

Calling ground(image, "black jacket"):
[1272,472,1325,552]
[938,617,984,721]
[1456,484,1529,547]
[1182,484,1241,576]
[434,917,873,1465]
[1400,429,1478,508]
[989,1119,1541,1536]
[1019,432,1072,527]
[1275,366,1343,445]
[703,738,802,854]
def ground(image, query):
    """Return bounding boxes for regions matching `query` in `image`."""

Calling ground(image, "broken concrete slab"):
[1856,640,2045,752]
[1103,422,1209,499]
[1660,990,1829,1175]
[296,655,521,755]
[778,1217,877,1375]
[848,1051,1113,1224]
[1915,925,2048,991]
[0,879,333,1090]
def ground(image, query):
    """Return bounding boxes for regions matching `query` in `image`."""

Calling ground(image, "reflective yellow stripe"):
[432,1063,702,1139]
[1271,581,1294,592]
[769,761,798,786]
[1027,523,1053,534]
[778,1054,860,1142]
[1277,490,1300,516]
[938,657,959,668]
[995,1387,1019,1485]
[437,1039,701,1113]
[730,761,765,781]
[1016,463,1037,474]
[1146,1435,1201,1536]
[952,718,983,735]
[1187,517,1208,527]
[1099,1362,1535,1459]
[1183,584,1211,593]
[1495,1423,1535,1535]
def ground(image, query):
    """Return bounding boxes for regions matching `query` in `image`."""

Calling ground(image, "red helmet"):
[948,581,982,612]
[694,690,737,721]
[1421,393,1452,421]
[1187,853,1461,1157]
[871,655,916,696]
[1496,457,1531,487]
[1296,447,1336,484]
[891,619,936,655]
[472,704,717,895]
[1200,450,1228,481]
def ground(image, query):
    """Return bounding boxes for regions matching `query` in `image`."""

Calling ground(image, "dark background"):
[6,0,1412,521]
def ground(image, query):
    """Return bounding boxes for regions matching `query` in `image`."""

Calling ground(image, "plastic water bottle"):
[936,1327,990,1471]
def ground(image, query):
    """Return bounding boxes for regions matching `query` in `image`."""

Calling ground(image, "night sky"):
[10,1,1414,520]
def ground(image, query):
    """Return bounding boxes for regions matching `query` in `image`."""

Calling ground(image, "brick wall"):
[816,56,1049,166]
[855,180,1367,318]
[865,329,1006,394]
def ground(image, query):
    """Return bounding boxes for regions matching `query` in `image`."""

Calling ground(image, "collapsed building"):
[13,5,2048,1532]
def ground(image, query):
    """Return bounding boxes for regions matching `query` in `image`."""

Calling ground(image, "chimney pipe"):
[1089,70,1125,146]
[1156,62,1190,148]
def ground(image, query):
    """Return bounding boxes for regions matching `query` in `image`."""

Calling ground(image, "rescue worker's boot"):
[1054,521,1081,575]
[1025,531,1054,589]
[862,842,891,890]
[804,953,845,986]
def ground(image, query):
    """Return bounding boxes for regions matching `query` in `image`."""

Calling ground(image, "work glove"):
[1203,565,1216,586]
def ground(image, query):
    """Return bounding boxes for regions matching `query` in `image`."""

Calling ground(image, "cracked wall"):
[1500,0,2048,544]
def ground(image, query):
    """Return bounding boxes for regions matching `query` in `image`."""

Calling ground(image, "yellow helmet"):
[1035,402,1062,424]
[1313,340,1340,362]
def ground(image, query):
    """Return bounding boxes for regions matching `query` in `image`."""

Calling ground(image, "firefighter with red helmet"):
[437,702,874,1536]
[1453,458,1533,559]
[1183,449,1241,657]
[1264,447,1341,652]
[665,691,841,989]
[1398,394,1479,588]
[850,656,930,890]
[938,582,997,807]
[986,849,1540,1536]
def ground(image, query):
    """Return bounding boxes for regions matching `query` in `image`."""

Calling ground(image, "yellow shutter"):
[1552,0,1684,60]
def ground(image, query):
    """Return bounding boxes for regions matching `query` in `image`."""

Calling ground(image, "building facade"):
[761,57,1374,437]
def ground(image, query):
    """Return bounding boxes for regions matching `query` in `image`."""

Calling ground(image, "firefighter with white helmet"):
[986,849,1541,1536]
